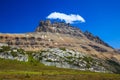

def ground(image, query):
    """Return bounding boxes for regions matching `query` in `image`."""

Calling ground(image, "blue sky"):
[0,0,120,48]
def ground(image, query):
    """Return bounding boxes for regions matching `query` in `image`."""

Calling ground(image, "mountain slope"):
[0,20,120,72]
[0,46,120,73]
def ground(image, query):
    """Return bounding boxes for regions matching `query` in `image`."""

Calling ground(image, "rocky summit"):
[0,20,120,73]
[35,20,83,37]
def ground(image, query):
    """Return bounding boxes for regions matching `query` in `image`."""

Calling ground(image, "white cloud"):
[46,12,85,24]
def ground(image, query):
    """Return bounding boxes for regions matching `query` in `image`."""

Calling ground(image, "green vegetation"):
[86,64,91,68]
[68,52,72,55]
[0,46,11,52]
[28,53,40,66]
[83,56,93,63]
[66,56,73,59]
[98,62,103,66]
[17,48,25,55]
[46,59,53,62]
[0,58,120,80]
[67,60,75,64]
[11,51,18,57]
[59,47,66,51]
[0,46,26,56]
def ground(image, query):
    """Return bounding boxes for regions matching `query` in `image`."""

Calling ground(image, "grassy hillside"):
[0,58,120,80]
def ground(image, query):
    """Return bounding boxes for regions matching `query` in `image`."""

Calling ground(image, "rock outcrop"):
[0,20,120,66]
[0,20,120,73]
[0,46,28,62]
[32,48,120,73]
[0,20,112,51]
[0,45,120,73]
[36,20,83,37]
[32,48,108,73]
[36,20,112,48]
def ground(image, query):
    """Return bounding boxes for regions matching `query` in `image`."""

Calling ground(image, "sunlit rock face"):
[0,20,120,73]
[35,20,83,37]
[0,46,28,62]
[0,45,120,73]
[32,48,108,73]
[0,20,113,52]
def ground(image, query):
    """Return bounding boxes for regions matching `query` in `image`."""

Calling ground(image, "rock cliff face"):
[0,20,120,73]
[33,48,108,73]
[1,46,120,73]
[0,20,120,65]
[36,20,112,48]
[35,20,83,37]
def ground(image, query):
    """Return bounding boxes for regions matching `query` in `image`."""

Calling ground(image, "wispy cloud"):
[46,12,85,24]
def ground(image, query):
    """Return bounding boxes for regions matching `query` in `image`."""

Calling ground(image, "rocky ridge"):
[0,20,120,73]
[33,48,108,73]
[0,20,119,59]
[35,20,84,37]
[36,20,111,48]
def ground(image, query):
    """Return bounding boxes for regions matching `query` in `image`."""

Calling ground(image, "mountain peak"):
[35,20,112,48]
[0,20,120,73]
[35,20,83,37]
